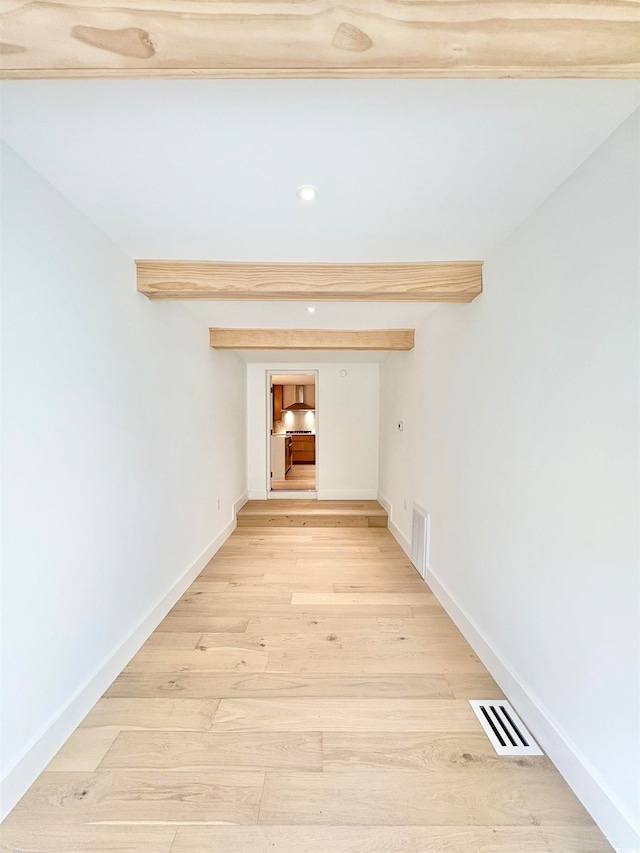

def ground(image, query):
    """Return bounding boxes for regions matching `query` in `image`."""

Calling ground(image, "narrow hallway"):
[1,504,608,852]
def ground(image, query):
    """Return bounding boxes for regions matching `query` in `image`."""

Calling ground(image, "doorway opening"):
[269,372,317,494]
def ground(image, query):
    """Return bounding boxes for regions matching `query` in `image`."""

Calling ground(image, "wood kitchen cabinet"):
[272,384,283,422]
[291,435,315,464]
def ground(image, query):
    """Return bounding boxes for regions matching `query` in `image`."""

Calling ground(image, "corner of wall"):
[377,492,411,558]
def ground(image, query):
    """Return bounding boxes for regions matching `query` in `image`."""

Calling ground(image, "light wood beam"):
[1,1,638,78]
[209,328,414,351]
[137,261,482,303]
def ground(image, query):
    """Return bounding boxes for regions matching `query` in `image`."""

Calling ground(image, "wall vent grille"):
[469,700,543,756]
[411,505,429,579]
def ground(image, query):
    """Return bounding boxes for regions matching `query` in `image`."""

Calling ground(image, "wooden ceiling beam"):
[1,1,638,79]
[137,261,482,303]
[209,328,415,350]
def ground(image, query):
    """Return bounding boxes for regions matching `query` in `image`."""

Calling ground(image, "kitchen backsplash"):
[274,410,316,434]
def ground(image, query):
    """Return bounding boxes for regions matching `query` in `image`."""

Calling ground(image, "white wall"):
[0,143,247,816]
[247,363,379,499]
[379,112,640,849]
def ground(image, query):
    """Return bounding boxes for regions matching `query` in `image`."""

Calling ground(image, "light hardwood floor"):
[1,519,610,852]
[272,463,316,491]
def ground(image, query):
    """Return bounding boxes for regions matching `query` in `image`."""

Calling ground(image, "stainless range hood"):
[283,385,315,412]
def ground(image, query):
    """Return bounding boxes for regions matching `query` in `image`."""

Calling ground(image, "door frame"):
[265,368,319,499]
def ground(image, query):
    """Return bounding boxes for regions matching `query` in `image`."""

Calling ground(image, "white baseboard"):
[377,492,412,558]
[425,564,640,851]
[0,500,244,822]
[234,491,249,516]
[318,489,378,500]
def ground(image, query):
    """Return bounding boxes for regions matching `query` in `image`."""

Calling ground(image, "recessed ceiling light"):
[307,306,316,313]
[297,185,318,202]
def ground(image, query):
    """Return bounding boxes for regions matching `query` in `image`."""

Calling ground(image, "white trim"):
[0,498,245,821]
[426,564,640,851]
[248,489,268,500]
[377,492,411,557]
[318,489,378,500]
[233,491,249,516]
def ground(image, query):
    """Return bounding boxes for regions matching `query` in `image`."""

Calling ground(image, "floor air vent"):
[469,700,543,756]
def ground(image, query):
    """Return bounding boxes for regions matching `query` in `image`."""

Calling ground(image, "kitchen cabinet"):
[272,384,283,422]
[291,434,315,464]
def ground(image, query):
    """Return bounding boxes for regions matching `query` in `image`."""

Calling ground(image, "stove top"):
[286,430,314,434]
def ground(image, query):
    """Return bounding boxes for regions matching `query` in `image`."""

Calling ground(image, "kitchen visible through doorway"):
[270,373,317,492]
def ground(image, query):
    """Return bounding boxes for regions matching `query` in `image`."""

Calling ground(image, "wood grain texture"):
[101,731,323,771]
[2,509,608,852]
[0,824,177,853]
[210,328,415,351]
[169,825,610,853]
[137,261,482,302]
[105,671,455,699]
[210,697,482,731]
[45,728,120,772]
[8,770,263,825]
[79,697,218,731]
[1,2,638,78]
[321,731,549,771]
[259,770,591,826]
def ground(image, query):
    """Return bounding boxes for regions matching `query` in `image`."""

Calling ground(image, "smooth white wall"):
[379,113,640,848]
[247,363,379,499]
[0,143,247,814]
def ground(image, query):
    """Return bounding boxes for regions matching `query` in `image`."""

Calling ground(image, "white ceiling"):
[2,78,637,365]
[1,79,638,264]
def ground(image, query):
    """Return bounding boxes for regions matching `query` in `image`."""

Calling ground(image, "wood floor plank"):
[124,648,269,672]
[46,728,121,772]
[211,698,480,731]
[7,771,263,825]
[267,651,485,674]
[445,673,506,699]
[0,824,177,853]
[539,826,614,852]
[245,616,458,636]
[163,604,417,617]
[322,731,552,772]
[218,581,337,594]
[140,632,203,650]
[259,771,591,826]
[156,615,249,633]
[104,672,454,699]
[170,825,590,853]
[196,631,476,656]
[176,591,293,608]
[100,731,322,771]
[292,593,435,605]
[79,698,218,731]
